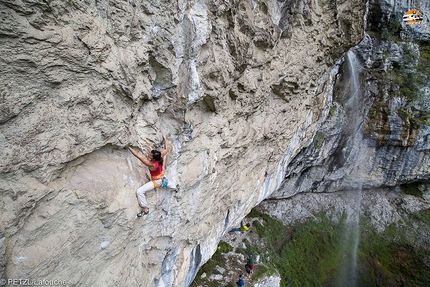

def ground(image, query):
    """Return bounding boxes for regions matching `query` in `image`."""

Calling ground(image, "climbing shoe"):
[137,209,149,217]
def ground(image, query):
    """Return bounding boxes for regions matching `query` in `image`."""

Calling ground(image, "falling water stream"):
[336,50,364,287]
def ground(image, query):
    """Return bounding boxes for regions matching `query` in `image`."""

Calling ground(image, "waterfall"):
[336,50,364,287]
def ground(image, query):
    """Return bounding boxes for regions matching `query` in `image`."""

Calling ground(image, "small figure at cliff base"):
[230,220,251,233]
[127,134,178,217]
[245,254,254,275]
[236,274,245,287]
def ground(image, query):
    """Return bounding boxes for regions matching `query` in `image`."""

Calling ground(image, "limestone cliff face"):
[271,0,430,199]
[368,0,430,40]
[1,0,366,286]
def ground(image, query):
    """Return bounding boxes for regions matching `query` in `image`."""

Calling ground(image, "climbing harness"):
[139,144,177,286]
[150,171,165,188]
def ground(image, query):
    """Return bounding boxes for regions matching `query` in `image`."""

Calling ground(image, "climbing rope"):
[145,187,160,287]
[143,141,174,286]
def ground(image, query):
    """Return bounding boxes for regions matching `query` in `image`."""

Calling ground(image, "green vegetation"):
[417,41,430,75]
[400,182,423,198]
[277,214,347,286]
[251,210,287,242]
[389,43,424,102]
[367,40,430,137]
[218,241,234,253]
[193,207,430,287]
[313,131,325,150]
[359,221,430,286]
[365,4,401,42]
[413,209,430,225]
[380,17,401,41]
[191,241,234,287]
[329,105,337,118]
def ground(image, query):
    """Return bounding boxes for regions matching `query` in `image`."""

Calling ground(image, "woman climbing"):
[127,134,178,217]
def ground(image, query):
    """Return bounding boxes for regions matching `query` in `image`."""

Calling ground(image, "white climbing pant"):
[136,178,177,208]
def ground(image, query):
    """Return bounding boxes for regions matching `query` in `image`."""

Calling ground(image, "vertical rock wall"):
[270,0,430,199]
[0,0,366,286]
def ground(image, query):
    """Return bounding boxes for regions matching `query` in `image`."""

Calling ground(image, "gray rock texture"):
[1,0,429,286]
[261,187,430,234]
[368,0,430,40]
[254,274,281,287]
[0,0,366,285]
[271,33,430,199]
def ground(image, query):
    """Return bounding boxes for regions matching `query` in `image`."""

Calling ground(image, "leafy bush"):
[218,241,233,253]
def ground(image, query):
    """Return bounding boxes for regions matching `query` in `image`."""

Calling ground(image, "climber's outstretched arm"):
[127,146,155,169]
[160,135,168,158]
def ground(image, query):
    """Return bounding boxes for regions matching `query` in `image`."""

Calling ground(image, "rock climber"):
[245,254,254,274]
[236,274,245,287]
[127,134,178,217]
[230,220,251,233]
